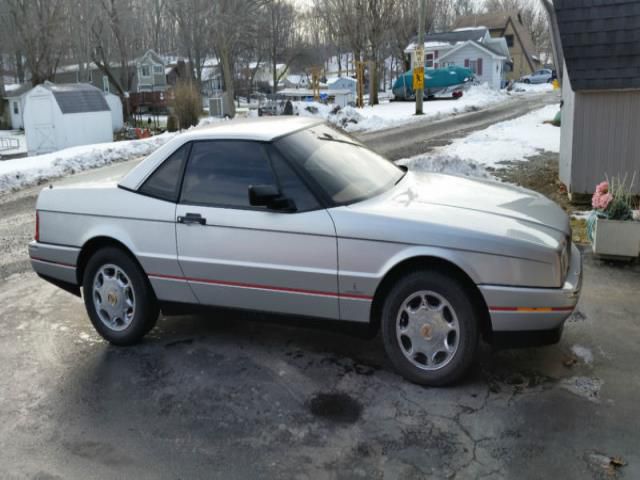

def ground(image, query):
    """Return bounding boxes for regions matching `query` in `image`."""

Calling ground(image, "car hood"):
[402,172,570,235]
[330,172,570,262]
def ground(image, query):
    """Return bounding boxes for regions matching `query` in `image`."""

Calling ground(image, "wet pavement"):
[0,250,639,479]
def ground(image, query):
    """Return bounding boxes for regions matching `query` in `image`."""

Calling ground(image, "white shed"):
[104,92,124,131]
[23,82,113,155]
[3,83,32,130]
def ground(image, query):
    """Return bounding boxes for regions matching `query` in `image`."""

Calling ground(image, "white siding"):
[440,44,502,89]
[559,64,575,189]
[105,93,124,131]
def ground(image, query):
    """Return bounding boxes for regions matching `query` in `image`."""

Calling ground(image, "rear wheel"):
[82,247,158,345]
[380,270,479,386]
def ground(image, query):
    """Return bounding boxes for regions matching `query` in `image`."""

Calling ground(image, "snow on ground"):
[434,104,560,167]
[0,134,176,194]
[400,104,561,178]
[511,82,556,94]
[297,84,509,132]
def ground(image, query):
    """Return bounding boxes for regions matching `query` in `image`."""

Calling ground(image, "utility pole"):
[415,0,426,115]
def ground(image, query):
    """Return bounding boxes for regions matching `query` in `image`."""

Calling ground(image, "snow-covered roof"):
[3,83,31,97]
[405,28,490,53]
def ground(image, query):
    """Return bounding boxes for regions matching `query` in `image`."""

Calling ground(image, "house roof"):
[454,12,537,70]
[406,28,489,51]
[554,0,640,91]
[40,82,110,114]
[439,39,508,62]
[3,83,31,98]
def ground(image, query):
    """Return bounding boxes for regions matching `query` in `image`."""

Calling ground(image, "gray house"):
[556,0,640,196]
[55,50,167,94]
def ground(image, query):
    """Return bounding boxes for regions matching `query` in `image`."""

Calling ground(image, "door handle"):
[177,213,206,225]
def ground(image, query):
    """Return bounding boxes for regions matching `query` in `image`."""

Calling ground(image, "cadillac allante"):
[29,118,582,385]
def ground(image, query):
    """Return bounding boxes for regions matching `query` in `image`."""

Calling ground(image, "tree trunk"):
[219,47,236,117]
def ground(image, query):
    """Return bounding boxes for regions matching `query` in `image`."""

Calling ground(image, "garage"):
[23,82,113,155]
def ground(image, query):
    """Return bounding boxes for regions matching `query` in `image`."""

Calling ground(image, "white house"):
[23,82,113,155]
[405,28,511,90]
[327,77,357,94]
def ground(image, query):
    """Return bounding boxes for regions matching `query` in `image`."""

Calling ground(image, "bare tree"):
[265,0,302,95]
[3,0,67,85]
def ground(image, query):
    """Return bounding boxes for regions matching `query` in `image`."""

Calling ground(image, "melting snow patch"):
[560,376,602,402]
[571,345,594,365]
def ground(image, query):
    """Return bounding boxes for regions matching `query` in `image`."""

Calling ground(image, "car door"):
[175,140,340,319]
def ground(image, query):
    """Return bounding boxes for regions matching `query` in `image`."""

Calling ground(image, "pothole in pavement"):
[308,392,362,424]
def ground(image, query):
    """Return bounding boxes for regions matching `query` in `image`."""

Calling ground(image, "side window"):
[181,141,276,208]
[139,144,189,202]
[268,147,320,212]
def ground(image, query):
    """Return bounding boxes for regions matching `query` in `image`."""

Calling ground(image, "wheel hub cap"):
[396,290,460,371]
[93,264,135,332]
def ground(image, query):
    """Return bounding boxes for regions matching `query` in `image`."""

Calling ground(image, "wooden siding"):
[564,81,640,194]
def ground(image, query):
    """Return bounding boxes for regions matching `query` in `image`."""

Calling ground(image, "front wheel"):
[82,247,159,346]
[380,270,479,386]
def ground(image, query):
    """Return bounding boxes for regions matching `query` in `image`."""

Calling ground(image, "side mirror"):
[248,185,297,212]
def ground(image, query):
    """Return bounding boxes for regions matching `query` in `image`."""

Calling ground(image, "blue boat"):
[392,66,475,100]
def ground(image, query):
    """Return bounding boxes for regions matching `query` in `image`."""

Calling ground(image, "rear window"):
[139,144,190,202]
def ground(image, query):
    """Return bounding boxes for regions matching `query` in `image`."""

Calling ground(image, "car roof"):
[119,116,324,191]
[180,116,322,142]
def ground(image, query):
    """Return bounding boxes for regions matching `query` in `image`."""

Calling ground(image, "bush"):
[171,81,201,129]
[167,115,178,132]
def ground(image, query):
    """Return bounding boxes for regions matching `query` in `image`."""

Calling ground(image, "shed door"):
[30,96,56,153]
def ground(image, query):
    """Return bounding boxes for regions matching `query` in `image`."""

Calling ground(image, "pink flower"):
[595,181,609,195]
[592,192,612,210]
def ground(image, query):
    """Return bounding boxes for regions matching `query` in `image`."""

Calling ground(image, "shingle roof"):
[408,28,489,48]
[554,0,640,91]
[454,12,537,70]
[42,82,110,114]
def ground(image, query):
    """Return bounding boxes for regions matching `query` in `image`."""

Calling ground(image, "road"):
[4,91,640,479]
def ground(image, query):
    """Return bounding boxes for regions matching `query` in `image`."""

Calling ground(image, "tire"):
[380,269,479,386]
[524,79,531,84]
[82,247,159,346]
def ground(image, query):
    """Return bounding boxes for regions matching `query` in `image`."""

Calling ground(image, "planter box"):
[593,218,640,259]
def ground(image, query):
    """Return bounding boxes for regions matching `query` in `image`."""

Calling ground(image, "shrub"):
[171,81,201,130]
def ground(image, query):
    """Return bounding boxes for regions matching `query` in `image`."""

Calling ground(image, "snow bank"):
[0,134,176,194]
[438,104,560,167]
[511,82,555,94]
[399,104,561,177]
[297,83,509,133]
[398,154,492,179]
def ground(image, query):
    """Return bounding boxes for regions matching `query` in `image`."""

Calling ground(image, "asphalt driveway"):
[0,249,638,479]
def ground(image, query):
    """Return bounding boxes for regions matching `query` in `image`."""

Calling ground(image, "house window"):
[102,75,110,93]
[13,101,19,115]
[425,53,434,68]
[505,35,514,48]
[465,59,483,76]
[468,60,477,73]
[153,65,163,74]
[141,65,150,77]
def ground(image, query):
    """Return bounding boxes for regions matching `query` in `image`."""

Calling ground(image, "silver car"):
[29,118,582,386]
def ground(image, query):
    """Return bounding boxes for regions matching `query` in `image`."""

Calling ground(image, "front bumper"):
[29,241,81,295]
[480,244,582,333]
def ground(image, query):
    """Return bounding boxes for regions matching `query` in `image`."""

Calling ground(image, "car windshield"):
[274,124,405,205]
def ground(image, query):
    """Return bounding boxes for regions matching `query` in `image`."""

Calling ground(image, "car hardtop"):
[119,116,324,191]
